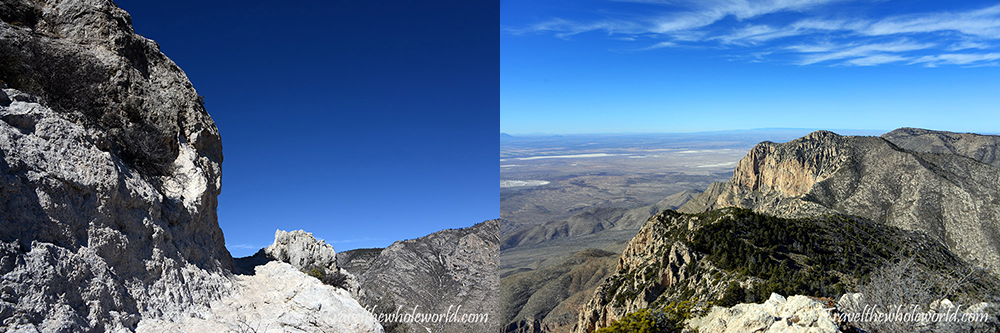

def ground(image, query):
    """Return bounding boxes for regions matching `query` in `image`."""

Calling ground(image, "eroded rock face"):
[266,229,339,273]
[2,0,220,331]
[575,211,709,333]
[681,130,1000,273]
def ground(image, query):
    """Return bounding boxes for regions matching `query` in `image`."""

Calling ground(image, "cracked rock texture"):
[680,130,1000,273]
[0,0,232,328]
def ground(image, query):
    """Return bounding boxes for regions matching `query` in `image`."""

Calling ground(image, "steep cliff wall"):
[1,1,232,330]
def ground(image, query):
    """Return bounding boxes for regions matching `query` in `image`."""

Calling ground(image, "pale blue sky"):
[502,0,1000,134]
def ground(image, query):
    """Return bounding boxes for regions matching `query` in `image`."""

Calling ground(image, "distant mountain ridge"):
[883,127,1000,169]
[345,220,501,333]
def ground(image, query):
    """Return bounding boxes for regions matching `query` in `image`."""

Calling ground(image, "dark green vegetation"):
[304,265,349,289]
[595,301,703,333]
[685,209,893,306]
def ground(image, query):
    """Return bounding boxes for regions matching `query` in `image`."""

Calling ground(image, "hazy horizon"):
[500,127,892,136]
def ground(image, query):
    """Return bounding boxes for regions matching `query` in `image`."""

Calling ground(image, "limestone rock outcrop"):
[266,229,339,274]
[1,0,231,329]
[688,293,844,333]
[572,208,1000,332]
[136,261,383,333]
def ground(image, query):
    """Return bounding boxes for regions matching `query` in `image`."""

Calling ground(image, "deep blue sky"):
[502,0,1000,134]
[115,0,498,256]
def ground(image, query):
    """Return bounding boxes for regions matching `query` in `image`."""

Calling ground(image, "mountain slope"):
[575,208,1000,333]
[883,127,1000,169]
[353,220,500,333]
[501,248,619,333]
[503,189,700,249]
[680,129,1000,273]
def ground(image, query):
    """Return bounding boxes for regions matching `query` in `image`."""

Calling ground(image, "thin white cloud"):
[862,4,1000,38]
[946,40,991,51]
[640,41,679,50]
[797,40,935,65]
[845,54,909,66]
[910,53,1000,66]
[228,244,261,250]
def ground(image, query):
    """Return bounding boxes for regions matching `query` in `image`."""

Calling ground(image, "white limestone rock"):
[689,293,842,333]
[136,261,383,333]
[265,229,339,273]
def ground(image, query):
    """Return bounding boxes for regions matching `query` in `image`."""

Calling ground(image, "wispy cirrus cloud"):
[796,40,936,65]
[910,52,1000,66]
[508,1,1000,66]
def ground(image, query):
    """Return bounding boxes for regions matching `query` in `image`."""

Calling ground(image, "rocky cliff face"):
[0,1,381,332]
[681,130,1000,274]
[0,0,231,331]
[354,220,501,333]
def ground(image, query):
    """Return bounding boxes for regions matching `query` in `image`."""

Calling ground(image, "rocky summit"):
[0,1,380,332]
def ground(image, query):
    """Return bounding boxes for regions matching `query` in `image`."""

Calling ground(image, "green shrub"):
[304,266,349,290]
[596,301,703,333]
